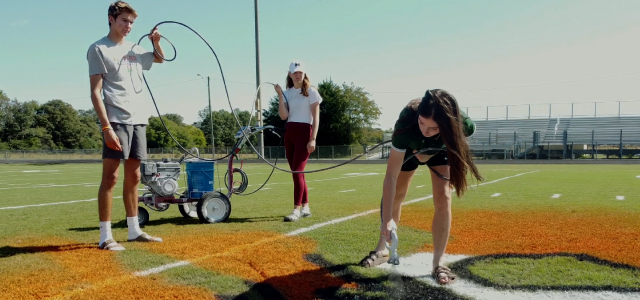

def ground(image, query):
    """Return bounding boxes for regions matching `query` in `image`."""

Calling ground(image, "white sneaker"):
[284,209,300,222]
[301,206,311,218]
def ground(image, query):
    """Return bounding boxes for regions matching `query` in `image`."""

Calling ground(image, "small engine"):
[140,158,181,196]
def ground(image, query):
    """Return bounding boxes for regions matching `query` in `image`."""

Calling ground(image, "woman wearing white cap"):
[274,61,322,222]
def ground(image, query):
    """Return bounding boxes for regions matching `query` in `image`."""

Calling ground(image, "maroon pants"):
[284,122,312,206]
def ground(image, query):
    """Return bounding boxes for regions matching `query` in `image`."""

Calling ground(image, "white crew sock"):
[99,221,113,245]
[127,217,144,240]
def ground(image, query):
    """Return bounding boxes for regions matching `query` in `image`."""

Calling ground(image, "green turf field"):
[0,162,639,299]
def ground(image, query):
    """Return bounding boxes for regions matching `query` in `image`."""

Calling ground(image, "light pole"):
[254,0,264,157]
[197,74,215,158]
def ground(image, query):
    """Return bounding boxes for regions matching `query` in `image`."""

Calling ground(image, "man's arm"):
[90,75,121,151]
[149,28,164,63]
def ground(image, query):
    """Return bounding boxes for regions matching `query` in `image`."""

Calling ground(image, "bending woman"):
[274,61,322,222]
[359,89,482,285]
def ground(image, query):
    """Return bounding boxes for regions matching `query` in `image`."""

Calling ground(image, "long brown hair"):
[418,89,482,196]
[286,73,310,97]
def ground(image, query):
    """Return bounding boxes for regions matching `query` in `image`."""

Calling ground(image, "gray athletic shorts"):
[102,123,147,160]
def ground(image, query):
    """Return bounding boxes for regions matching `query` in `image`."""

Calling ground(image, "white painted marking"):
[490,193,501,197]
[134,261,190,276]
[551,194,561,198]
[343,173,380,176]
[636,175,640,178]
[377,252,640,300]
[616,196,625,201]
[0,196,122,210]
[338,189,356,193]
[22,170,60,173]
[0,182,105,190]
[416,185,425,188]
[287,195,432,236]
[246,173,382,187]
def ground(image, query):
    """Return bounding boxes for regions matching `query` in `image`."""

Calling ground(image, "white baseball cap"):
[289,61,305,73]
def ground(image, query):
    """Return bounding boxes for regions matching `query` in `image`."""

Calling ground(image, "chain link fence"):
[1,144,384,161]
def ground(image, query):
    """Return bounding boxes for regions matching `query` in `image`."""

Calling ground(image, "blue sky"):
[2,0,640,130]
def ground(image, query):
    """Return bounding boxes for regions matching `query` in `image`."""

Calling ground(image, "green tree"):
[262,79,381,146]
[358,127,384,145]
[146,115,206,149]
[77,108,102,149]
[262,95,287,146]
[195,108,256,149]
[0,93,54,149]
[36,100,90,149]
[163,113,185,126]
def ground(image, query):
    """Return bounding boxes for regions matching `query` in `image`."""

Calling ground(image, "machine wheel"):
[196,192,231,223]
[178,202,198,218]
[138,206,150,226]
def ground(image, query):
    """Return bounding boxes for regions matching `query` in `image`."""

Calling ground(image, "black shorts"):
[102,123,147,160]
[400,148,448,172]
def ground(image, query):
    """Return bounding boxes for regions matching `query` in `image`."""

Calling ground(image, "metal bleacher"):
[469,116,640,159]
[543,116,640,144]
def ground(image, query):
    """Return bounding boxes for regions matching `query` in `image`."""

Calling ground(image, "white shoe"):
[301,206,311,218]
[284,209,300,222]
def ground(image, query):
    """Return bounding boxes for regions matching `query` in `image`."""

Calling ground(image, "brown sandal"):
[432,265,457,285]
[359,251,389,267]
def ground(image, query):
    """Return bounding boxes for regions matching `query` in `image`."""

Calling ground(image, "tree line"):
[0,79,384,151]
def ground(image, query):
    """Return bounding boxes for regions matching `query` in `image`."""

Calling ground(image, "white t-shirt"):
[282,87,322,124]
[87,36,155,125]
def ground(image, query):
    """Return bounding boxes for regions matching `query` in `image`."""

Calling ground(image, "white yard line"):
[490,193,501,197]
[246,172,382,187]
[135,171,537,277]
[338,189,356,193]
[551,194,561,198]
[0,182,108,190]
[133,261,190,276]
[0,196,122,210]
[616,196,625,201]
[416,185,425,188]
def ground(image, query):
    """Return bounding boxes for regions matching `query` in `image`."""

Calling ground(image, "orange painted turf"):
[401,207,640,268]
[0,233,353,300]
[3,206,639,299]
[139,231,350,300]
[0,238,213,300]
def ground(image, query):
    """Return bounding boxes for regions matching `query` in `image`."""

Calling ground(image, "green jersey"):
[391,105,475,154]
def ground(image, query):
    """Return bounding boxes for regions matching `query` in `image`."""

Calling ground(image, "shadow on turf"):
[0,243,95,258]
[68,215,283,233]
[68,217,200,232]
[226,253,469,300]
[449,252,640,293]
[225,216,283,223]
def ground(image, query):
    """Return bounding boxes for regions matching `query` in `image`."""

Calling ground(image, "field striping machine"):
[136,125,275,226]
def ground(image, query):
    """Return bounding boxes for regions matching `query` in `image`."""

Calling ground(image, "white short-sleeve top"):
[282,87,322,124]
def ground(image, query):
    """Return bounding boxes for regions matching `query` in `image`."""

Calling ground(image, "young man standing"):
[87,1,164,250]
